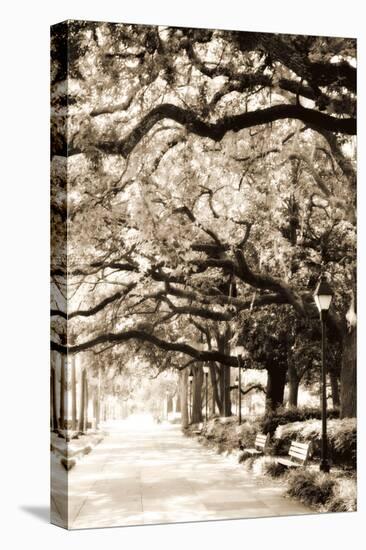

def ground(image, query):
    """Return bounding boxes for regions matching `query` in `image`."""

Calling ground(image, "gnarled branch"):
[54,103,356,158]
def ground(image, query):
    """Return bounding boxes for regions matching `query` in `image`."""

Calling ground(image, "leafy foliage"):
[260,405,340,435]
[273,418,356,468]
[286,470,335,506]
[264,460,286,478]
[51,21,356,420]
[285,468,356,512]
[326,477,357,512]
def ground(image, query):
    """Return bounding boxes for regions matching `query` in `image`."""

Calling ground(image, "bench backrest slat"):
[289,449,308,461]
[288,441,311,465]
[254,433,269,450]
[291,442,310,451]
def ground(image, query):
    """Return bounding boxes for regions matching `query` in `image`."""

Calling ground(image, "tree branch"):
[230,383,266,395]
[56,103,355,158]
[51,329,240,366]
[51,284,136,319]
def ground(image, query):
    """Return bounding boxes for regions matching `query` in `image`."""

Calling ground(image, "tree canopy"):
[51,21,356,416]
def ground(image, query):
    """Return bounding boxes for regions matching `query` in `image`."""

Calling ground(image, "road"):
[52,418,312,529]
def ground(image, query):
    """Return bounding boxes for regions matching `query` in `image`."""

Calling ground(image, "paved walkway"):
[53,419,312,529]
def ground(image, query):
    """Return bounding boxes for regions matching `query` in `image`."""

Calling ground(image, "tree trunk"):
[214,366,232,416]
[179,368,189,429]
[59,354,65,431]
[223,366,232,416]
[209,363,219,415]
[96,367,101,429]
[85,374,89,431]
[172,395,177,415]
[266,364,287,413]
[218,366,225,415]
[167,396,173,414]
[78,369,86,434]
[288,378,299,408]
[288,362,299,408]
[340,325,356,417]
[93,395,97,428]
[71,356,77,430]
[164,395,168,419]
[51,367,58,432]
[191,366,203,423]
[329,369,340,408]
[219,326,232,417]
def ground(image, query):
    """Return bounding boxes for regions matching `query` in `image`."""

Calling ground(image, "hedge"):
[286,469,356,511]
[273,418,356,468]
[188,416,261,453]
[286,469,335,506]
[259,406,340,436]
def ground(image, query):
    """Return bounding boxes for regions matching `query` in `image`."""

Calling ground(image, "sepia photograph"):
[50,20,356,530]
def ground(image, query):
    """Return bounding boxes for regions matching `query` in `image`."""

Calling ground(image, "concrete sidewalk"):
[53,420,312,529]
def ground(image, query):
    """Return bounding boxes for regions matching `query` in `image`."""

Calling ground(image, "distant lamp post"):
[314,275,333,473]
[188,368,194,423]
[203,365,209,422]
[234,345,246,425]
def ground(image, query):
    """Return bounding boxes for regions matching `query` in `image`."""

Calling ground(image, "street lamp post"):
[203,365,209,422]
[314,275,333,473]
[188,368,193,423]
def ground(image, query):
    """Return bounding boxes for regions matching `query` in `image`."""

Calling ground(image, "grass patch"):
[327,477,357,512]
[286,469,335,506]
[238,450,254,463]
[264,460,286,478]
[286,468,356,512]
[242,456,257,471]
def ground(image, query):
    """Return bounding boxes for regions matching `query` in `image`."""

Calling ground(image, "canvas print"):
[50,20,357,529]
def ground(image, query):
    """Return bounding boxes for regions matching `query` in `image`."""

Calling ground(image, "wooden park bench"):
[277,440,311,468]
[241,433,270,456]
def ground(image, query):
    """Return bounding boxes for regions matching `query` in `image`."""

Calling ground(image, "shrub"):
[197,416,261,454]
[285,469,356,512]
[238,450,253,463]
[264,460,286,478]
[237,420,261,449]
[217,443,227,454]
[286,470,335,506]
[242,455,257,471]
[260,406,339,436]
[273,418,356,468]
[330,419,357,468]
[327,477,357,512]
[201,417,230,443]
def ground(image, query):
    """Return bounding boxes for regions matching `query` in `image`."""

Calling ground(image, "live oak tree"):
[241,305,342,410]
[51,21,356,420]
